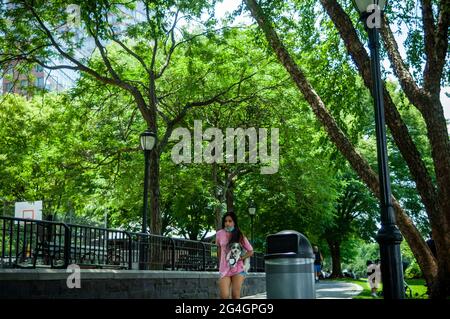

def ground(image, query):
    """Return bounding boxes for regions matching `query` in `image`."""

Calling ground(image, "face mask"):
[225,226,234,232]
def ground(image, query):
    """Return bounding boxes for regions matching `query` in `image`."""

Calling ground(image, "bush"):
[405,261,423,279]
[401,241,423,279]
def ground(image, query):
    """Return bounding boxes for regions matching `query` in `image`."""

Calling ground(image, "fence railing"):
[0,216,265,272]
[0,216,70,269]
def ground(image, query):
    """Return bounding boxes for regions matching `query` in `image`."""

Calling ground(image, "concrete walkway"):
[242,281,363,299]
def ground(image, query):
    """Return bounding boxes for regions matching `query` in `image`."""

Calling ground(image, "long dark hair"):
[221,211,245,245]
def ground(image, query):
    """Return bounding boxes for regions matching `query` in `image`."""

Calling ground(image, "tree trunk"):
[423,97,450,226]
[419,0,450,234]
[400,58,450,300]
[226,180,234,213]
[327,239,343,278]
[148,72,161,235]
[430,218,450,299]
[425,101,450,296]
[244,0,438,290]
[212,163,223,230]
[149,148,161,235]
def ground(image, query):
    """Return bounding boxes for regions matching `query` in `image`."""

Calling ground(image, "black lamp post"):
[354,0,404,299]
[139,128,156,269]
[248,200,256,244]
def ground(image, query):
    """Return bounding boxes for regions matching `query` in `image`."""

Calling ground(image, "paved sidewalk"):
[242,281,363,299]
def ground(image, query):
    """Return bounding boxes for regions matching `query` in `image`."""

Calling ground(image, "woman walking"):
[216,212,254,299]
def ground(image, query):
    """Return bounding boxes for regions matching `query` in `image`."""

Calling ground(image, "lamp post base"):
[376,223,405,299]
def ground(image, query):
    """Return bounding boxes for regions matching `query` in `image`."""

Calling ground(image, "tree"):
[243,0,449,298]
[228,89,339,251]
[0,0,261,235]
[320,0,449,298]
[163,162,216,240]
[324,173,378,278]
[0,92,120,223]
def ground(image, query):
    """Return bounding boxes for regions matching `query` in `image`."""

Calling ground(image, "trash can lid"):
[265,230,314,259]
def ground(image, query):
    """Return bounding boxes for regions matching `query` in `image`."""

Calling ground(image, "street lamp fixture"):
[353,0,386,13]
[140,129,156,234]
[353,0,404,299]
[140,129,156,152]
[139,128,156,270]
[248,200,256,244]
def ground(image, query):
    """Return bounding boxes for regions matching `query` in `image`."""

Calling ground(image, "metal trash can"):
[265,230,315,299]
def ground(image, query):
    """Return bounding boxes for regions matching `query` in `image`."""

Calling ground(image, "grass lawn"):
[335,278,428,299]
[404,279,429,299]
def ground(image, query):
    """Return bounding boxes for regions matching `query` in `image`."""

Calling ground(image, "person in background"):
[215,211,253,299]
[367,260,381,297]
[313,246,323,282]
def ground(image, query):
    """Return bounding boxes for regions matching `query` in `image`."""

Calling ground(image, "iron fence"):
[69,224,132,269]
[0,216,70,269]
[0,216,265,272]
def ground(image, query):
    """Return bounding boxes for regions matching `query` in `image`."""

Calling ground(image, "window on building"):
[35,77,44,88]
[35,65,44,72]
[5,65,14,76]
[20,79,28,88]
[5,82,14,92]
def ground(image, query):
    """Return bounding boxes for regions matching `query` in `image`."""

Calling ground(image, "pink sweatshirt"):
[216,229,253,278]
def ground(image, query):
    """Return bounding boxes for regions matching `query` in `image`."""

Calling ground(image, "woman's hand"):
[240,251,254,261]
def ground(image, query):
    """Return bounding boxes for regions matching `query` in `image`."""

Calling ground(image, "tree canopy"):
[0,0,448,298]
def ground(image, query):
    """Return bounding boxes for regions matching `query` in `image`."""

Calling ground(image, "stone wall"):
[0,269,266,299]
